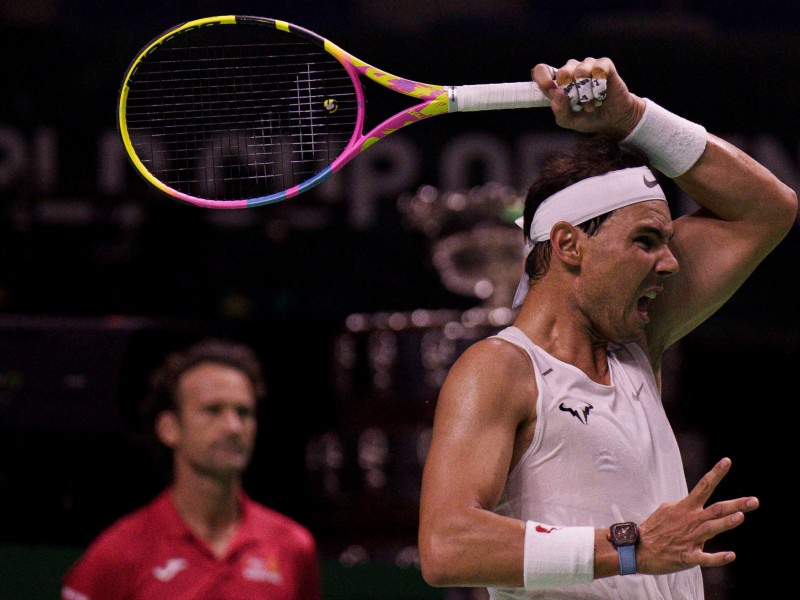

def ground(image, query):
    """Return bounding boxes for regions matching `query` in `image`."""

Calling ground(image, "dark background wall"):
[1,1,799,598]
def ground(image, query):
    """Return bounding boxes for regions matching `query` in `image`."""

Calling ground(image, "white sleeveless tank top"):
[488,326,703,600]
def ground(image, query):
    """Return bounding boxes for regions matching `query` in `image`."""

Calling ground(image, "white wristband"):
[523,521,594,590]
[621,98,707,178]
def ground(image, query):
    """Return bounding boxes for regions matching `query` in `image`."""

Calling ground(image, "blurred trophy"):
[310,182,529,557]
[396,182,526,307]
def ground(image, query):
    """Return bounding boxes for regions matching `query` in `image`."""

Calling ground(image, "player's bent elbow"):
[420,557,448,587]
[766,183,798,238]
[418,531,459,587]
[420,557,461,587]
[779,186,798,234]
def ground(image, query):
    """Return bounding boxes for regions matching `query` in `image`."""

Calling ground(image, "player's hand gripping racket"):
[119,16,561,208]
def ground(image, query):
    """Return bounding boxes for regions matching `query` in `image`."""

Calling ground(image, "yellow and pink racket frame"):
[118,15,452,208]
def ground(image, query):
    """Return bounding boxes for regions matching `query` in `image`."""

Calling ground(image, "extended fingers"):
[699,508,746,543]
[698,496,758,541]
[706,496,759,520]
[687,457,732,506]
[638,459,757,575]
[691,550,737,569]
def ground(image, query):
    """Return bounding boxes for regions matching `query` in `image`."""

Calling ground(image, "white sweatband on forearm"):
[621,98,707,178]
[523,521,594,590]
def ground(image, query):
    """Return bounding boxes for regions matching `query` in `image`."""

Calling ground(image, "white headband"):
[512,166,667,308]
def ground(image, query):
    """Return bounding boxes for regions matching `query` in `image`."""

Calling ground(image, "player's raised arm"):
[643,131,796,357]
[418,56,774,597]
[532,57,798,363]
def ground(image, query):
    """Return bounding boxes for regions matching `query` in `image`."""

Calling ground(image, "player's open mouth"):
[637,290,659,320]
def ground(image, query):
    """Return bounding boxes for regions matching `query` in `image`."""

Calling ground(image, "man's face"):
[166,362,258,478]
[575,200,679,343]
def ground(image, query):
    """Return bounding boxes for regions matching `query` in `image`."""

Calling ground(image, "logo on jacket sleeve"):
[559,400,593,424]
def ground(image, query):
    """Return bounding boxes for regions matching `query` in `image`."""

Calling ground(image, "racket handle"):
[448,82,551,112]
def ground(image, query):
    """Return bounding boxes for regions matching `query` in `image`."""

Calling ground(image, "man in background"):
[63,338,320,600]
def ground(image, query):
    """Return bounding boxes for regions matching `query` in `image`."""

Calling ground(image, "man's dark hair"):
[522,136,649,282]
[142,338,267,426]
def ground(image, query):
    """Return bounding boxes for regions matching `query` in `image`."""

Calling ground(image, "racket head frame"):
[117,15,451,208]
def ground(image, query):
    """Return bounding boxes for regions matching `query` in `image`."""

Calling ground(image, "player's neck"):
[514,280,611,385]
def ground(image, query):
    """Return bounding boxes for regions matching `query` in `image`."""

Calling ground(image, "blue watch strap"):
[618,545,637,575]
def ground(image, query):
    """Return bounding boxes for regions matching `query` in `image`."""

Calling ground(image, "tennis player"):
[418,57,796,598]
[62,339,320,600]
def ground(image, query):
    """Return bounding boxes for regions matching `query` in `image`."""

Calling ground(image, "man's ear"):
[155,411,180,448]
[550,221,583,267]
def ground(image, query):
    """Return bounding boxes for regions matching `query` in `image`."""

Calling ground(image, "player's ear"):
[155,410,180,448]
[550,222,582,266]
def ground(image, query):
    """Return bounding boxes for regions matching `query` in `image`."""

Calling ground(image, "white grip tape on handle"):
[449,82,551,112]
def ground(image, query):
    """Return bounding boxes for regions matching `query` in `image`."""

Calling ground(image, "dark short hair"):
[142,338,267,425]
[522,136,649,282]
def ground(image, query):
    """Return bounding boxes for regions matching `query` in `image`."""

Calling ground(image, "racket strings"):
[124,27,358,201]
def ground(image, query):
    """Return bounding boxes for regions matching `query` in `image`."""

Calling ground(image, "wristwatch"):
[608,521,639,575]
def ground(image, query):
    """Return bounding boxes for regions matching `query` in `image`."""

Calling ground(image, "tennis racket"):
[118,16,555,209]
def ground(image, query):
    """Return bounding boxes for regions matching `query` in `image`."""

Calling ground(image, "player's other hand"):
[532,57,645,139]
[636,458,759,574]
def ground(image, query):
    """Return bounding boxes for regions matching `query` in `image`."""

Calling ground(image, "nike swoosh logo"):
[643,174,659,188]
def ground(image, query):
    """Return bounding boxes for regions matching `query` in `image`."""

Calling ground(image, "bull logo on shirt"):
[558,400,593,424]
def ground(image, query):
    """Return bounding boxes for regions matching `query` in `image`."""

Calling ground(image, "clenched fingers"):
[531,60,608,113]
[555,58,610,113]
[531,63,558,96]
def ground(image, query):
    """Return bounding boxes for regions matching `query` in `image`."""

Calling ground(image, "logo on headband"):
[524,166,667,244]
[643,174,659,188]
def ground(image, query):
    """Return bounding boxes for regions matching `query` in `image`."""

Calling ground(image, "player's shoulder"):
[450,330,535,384]
[440,330,537,418]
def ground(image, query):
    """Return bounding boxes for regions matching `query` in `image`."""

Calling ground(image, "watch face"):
[612,522,638,545]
